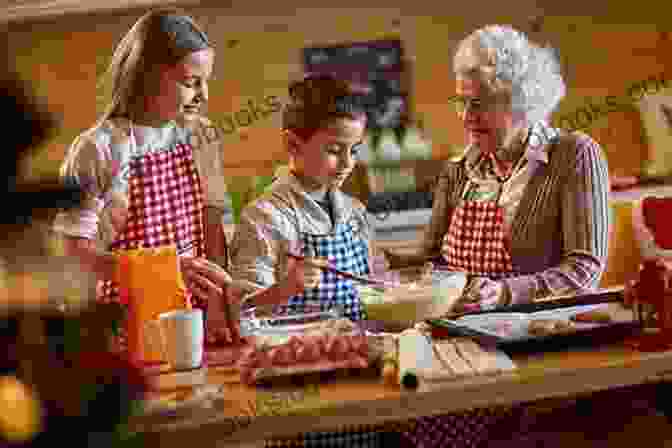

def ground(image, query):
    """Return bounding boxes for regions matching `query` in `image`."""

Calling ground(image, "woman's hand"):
[454,277,506,312]
[181,257,231,300]
[181,257,242,344]
[281,256,325,297]
[109,205,129,234]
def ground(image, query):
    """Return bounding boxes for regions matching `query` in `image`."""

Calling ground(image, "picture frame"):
[637,84,672,180]
[302,39,412,135]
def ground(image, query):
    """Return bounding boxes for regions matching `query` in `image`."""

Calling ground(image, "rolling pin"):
[397,329,435,389]
[381,337,399,385]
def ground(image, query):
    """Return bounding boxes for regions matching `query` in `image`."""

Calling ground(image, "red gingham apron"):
[97,123,206,352]
[403,146,662,448]
[442,178,514,276]
[401,178,518,448]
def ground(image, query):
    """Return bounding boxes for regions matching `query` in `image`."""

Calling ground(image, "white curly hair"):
[454,25,566,124]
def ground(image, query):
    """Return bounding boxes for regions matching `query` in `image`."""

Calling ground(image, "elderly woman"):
[385,24,618,448]
[387,24,609,310]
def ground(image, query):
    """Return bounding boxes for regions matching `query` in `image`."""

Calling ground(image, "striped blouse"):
[422,122,611,305]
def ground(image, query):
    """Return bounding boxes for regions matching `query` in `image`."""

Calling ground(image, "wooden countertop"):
[127,303,672,447]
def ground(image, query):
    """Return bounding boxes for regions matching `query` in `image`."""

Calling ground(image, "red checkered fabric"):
[402,195,517,447]
[97,141,206,353]
[402,407,514,448]
[442,200,513,274]
[111,143,205,254]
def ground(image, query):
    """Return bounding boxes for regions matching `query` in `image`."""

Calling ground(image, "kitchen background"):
[3,1,670,180]
[3,0,672,287]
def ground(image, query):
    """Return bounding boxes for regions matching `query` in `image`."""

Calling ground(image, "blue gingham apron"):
[274,219,370,321]
[266,218,385,448]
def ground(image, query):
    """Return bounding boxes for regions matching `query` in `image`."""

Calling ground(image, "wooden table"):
[128,303,672,447]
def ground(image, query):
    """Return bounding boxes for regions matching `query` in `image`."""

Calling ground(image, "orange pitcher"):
[116,246,189,365]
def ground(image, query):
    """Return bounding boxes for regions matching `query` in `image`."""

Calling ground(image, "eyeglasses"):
[451,94,501,114]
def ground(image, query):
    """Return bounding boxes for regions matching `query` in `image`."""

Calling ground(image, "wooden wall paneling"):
[536,21,666,178]
[585,27,664,58]
[409,17,461,155]
[210,9,409,172]
[591,108,648,178]
[551,84,653,178]
[207,23,300,171]
[0,0,204,25]
[301,7,402,40]
[8,8,672,182]
[551,86,612,126]
[556,26,664,90]
[11,28,118,181]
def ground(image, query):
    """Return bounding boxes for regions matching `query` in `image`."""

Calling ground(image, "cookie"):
[571,310,612,324]
[528,319,576,336]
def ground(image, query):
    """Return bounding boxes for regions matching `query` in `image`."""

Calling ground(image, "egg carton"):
[239,318,371,384]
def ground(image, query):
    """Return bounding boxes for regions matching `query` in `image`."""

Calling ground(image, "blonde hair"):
[454,25,566,124]
[96,8,210,127]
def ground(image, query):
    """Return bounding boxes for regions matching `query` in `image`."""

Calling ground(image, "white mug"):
[145,309,204,371]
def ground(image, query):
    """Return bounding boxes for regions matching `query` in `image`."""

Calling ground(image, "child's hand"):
[109,206,129,234]
[182,257,243,345]
[207,283,252,345]
[206,323,242,346]
[181,257,230,304]
[283,256,325,296]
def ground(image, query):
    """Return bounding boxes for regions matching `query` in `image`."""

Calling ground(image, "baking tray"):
[447,287,626,316]
[426,289,642,353]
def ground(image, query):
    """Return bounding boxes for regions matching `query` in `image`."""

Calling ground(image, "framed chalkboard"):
[302,39,411,133]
